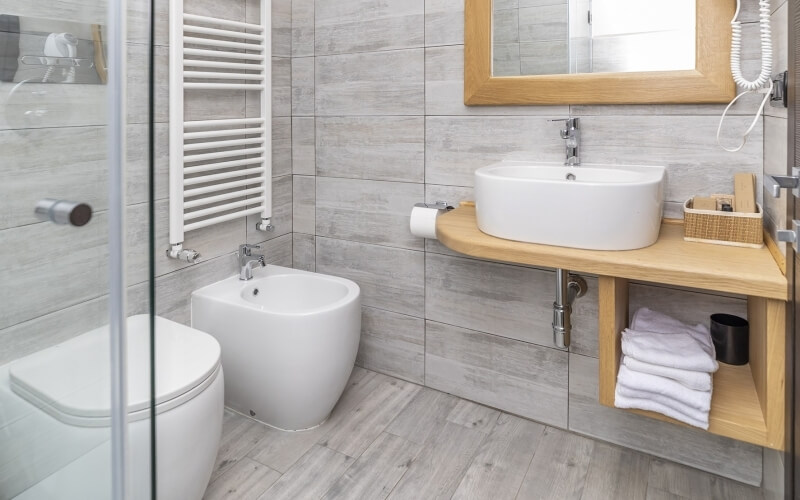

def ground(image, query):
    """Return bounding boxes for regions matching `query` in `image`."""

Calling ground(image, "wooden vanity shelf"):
[436,206,788,450]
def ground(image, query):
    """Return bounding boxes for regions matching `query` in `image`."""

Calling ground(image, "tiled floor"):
[202,367,763,500]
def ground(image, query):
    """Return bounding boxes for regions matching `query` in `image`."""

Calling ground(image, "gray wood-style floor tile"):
[204,368,766,500]
[321,432,422,500]
[387,421,487,500]
[258,445,353,500]
[203,458,281,500]
[451,414,545,500]
[581,443,651,500]
[516,427,595,500]
[320,377,421,458]
[647,459,763,500]
[384,387,461,445]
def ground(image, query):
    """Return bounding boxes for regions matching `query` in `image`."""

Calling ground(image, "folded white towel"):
[617,364,711,412]
[622,329,719,373]
[631,307,716,356]
[622,356,713,392]
[616,384,710,424]
[615,387,709,430]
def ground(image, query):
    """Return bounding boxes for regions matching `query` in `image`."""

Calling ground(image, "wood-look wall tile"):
[520,40,569,75]
[314,0,424,55]
[518,4,569,42]
[185,0,245,21]
[250,0,291,58]
[425,321,569,427]
[492,43,522,77]
[568,353,763,485]
[425,116,564,186]
[1,217,109,329]
[425,0,464,47]
[316,116,425,182]
[316,50,424,116]
[315,238,424,317]
[292,0,315,57]
[316,177,424,250]
[128,43,169,125]
[452,414,545,500]
[272,57,292,117]
[8,0,104,26]
[292,117,316,175]
[426,253,597,348]
[292,233,316,272]
[247,174,293,243]
[492,8,520,44]
[272,116,292,178]
[425,46,568,116]
[293,175,315,235]
[356,307,425,384]
[0,82,105,130]
[129,0,168,46]
[292,57,315,116]
[579,115,763,206]
[1,126,106,230]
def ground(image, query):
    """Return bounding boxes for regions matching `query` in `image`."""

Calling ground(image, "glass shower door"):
[0,0,153,498]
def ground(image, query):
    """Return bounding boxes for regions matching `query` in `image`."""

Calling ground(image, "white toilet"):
[5,315,223,500]
[192,265,361,431]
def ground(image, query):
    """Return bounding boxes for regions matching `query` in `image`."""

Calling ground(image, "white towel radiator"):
[167,0,272,263]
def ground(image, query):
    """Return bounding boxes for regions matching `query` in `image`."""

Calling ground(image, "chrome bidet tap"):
[238,244,265,280]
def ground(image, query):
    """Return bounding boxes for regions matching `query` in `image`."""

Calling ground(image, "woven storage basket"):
[683,195,763,248]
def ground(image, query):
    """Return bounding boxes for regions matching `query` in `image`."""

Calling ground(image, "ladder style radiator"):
[167,0,272,263]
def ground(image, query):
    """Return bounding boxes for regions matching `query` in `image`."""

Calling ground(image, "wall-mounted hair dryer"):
[42,32,78,83]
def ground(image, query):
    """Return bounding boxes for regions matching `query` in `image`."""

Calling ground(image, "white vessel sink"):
[475,162,666,250]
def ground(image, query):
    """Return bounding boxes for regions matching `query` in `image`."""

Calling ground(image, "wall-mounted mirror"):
[0,15,107,85]
[466,0,734,105]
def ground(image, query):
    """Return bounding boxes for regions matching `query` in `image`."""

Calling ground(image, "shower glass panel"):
[0,0,154,498]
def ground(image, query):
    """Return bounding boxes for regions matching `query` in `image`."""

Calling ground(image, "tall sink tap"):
[551,118,580,166]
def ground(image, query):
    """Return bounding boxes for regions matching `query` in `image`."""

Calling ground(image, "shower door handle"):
[35,198,93,227]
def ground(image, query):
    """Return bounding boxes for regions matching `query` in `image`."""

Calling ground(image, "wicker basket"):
[683,195,763,248]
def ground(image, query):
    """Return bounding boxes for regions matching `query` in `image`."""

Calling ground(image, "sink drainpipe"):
[553,269,588,349]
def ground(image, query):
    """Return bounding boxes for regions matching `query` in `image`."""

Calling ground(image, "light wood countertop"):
[436,206,788,300]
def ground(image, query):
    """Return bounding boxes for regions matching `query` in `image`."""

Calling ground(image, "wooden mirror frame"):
[464,0,736,105]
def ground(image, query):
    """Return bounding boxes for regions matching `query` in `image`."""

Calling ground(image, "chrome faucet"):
[550,118,580,166]
[238,244,265,281]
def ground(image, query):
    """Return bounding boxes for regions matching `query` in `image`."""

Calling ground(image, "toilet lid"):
[9,315,221,426]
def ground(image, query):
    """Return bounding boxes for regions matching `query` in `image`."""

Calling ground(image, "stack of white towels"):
[614,307,719,430]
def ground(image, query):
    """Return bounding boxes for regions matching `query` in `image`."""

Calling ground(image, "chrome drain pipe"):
[553,269,588,349]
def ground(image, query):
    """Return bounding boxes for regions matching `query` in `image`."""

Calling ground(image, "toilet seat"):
[8,315,221,427]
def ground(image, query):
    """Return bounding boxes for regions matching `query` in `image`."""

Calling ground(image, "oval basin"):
[475,162,666,250]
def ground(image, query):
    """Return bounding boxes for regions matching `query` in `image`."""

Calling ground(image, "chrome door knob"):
[34,198,93,226]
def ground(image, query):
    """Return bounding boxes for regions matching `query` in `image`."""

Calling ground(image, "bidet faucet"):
[238,243,265,281]
[550,118,580,166]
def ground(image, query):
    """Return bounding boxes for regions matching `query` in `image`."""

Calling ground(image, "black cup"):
[710,314,749,365]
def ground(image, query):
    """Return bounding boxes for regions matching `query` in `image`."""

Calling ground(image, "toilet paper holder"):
[414,201,454,211]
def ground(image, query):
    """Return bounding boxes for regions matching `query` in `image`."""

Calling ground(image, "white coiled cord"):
[717,0,773,152]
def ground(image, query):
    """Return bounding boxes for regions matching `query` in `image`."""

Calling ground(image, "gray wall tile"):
[292,0,315,57]
[356,307,425,384]
[292,233,316,271]
[292,117,316,175]
[293,175,316,235]
[315,237,424,317]
[425,0,464,47]
[316,116,425,182]
[316,50,424,116]
[426,320,569,427]
[292,57,315,116]
[316,177,424,250]
[315,0,424,55]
